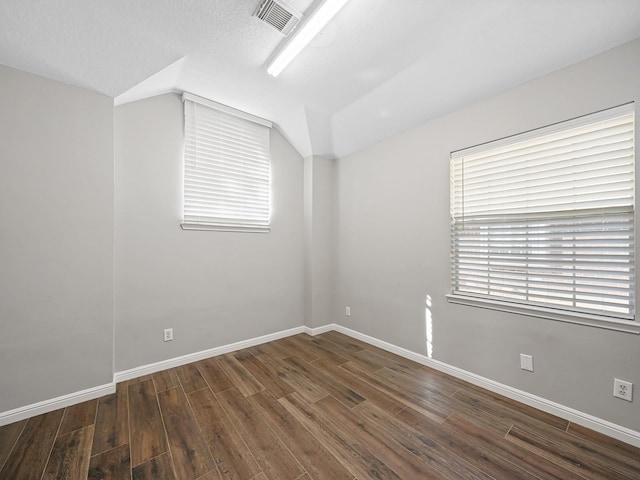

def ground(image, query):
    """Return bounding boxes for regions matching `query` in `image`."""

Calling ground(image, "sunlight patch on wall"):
[426,294,433,358]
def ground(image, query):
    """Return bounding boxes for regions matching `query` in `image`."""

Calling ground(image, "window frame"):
[447,103,639,334]
[181,92,272,233]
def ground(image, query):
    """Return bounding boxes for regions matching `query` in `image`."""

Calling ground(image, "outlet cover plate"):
[520,354,533,372]
[614,379,633,401]
[164,328,173,342]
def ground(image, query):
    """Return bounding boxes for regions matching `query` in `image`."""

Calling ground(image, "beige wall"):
[0,66,114,412]
[114,93,305,371]
[334,39,640,430]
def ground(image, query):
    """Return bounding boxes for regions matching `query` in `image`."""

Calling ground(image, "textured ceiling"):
[1,0,640,158]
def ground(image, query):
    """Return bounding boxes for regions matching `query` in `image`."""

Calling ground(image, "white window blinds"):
[182,93,272,232]
[450,104,635,322]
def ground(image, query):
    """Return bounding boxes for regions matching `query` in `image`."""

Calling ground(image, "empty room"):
[1,0,640,479]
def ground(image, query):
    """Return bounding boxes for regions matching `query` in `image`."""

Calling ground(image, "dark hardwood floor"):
[1,331,638,479]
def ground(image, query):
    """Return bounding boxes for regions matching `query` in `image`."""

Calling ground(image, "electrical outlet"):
[613,379,633,402]
[164,328,173,342]
[345,306,351,316]
[520,354,533,372]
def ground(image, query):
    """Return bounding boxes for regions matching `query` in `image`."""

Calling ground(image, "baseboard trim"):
[1,324,316,427]
[304,324,334,336]
[5,322,638,448]
[114,325,307,383]
[330,323,640,448]
[0,383,115,427]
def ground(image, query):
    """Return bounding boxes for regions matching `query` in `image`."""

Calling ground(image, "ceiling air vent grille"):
[254,0,301,36]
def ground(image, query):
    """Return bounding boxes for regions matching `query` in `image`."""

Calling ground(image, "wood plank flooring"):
[1,332,638,479]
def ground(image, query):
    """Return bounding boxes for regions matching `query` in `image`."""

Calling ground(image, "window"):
[181,93,272,232]
[448,104,637,332]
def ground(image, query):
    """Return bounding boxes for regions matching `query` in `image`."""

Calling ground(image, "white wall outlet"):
[164,328,173,342]
[345,306,351,316]
[613,378,633,402]
[520,354,533,372]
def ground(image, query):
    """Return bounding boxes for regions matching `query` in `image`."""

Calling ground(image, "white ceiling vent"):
[254,0,302,36]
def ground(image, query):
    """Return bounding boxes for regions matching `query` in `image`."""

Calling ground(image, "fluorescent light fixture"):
[267,0,350,77]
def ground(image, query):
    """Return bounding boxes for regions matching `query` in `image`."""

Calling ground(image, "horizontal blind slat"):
[450,106,635,319]
[184,98,271,227]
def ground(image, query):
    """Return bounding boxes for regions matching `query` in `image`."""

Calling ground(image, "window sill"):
[181,223,270,233]
[446,294,640,334]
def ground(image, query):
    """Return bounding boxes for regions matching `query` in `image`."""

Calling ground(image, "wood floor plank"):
[59,398,98,435]
[317,331,367,353]
[248,390,353,480]
[359,343,433,372]
[452,385,569,432]
[439,414,586,480]
[507,424,636,480]
[341,347,396,372]
[315,395,448,479]
[176,363,209,394]
[196,357,234,393]
[548,421,640,477]
[244,344,268,356]
[341,361,452,423]
[279,392,402,480]
[257,339,303,360]
[153,368,180,393]
[233,349,294,399]
[314,358,405,415]
[392,379,513,437]
[354,402,495,480]
[376,366,457,409]
[302,334,357,360]
[376,357,461,397]
[0,409,64,480]
[43,424,94,480]
[283,356,365,409]
[256,352,328,403]
[128,379,168,466]
[217,388,304,480]
[188,387,262,480]
[288,334,349,364]
[273,337,321,363]
[0,419,27,472]
[157,386,217,480]
[197,471,223,480]
[132,452,177,480]
[92,384,129,456]
[394,407,547,480]
[4,332,639,480]
[217,354,265,397]
[567,422,640,464]
[88,444,131,480]
[250,474,268,480]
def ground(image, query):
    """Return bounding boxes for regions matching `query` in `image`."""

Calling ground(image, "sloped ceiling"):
[1,0,640,158]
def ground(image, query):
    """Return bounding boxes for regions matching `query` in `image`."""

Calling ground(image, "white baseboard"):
[329,323,640,448]
[0,383,115,427]
[304,324,334,336]
[0,324,315,427]
[4,322,638,449]
[114,325,307,383]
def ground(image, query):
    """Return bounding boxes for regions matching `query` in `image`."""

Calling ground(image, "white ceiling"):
[1,0,640,158]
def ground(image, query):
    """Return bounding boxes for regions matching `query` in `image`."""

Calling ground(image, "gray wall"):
[334,39,640,430]
[0,66,114,412]
[114,93,304,371]
[303,156,335,328]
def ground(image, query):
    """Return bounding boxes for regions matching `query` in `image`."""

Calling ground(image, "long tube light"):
[267,0,350,77]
